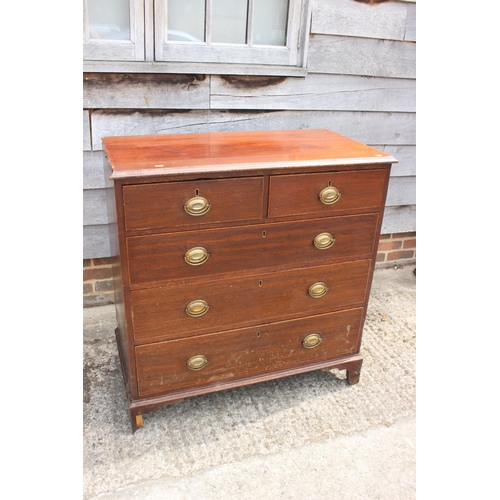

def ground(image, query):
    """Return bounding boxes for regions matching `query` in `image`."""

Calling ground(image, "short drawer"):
[123,176,264,231]
[131,259,371,342]
[268,169,388,218]
[135,307,364,397]
[126,214,378,286]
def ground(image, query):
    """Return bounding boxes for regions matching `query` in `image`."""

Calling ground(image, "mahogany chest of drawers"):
[103,129,396,432]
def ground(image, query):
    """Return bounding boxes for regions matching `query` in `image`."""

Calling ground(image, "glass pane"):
[87,0,130,40]
[253,0,288,46]
[212,0,248,44]
[167,0,205,42]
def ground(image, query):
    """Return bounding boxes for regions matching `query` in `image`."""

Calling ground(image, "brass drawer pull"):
[303,333,323,349]
[319,186,341,205]
[187,355,208,371]
[184,246,209,266]
[185,299,209,317]
[308,282,329,298]
[184,196,211,216]
[314,232,335,250]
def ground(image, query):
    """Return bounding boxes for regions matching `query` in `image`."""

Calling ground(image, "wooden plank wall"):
[83,0,416,259]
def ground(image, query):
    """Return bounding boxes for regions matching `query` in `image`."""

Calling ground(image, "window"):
[83,0,145,61]
[83,0,311,75]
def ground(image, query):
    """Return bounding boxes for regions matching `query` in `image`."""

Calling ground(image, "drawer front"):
[123,177,264,231]
[268,169,388,218]
[131,259,371,342]
[127,214,378,286]
[135,307,364,397]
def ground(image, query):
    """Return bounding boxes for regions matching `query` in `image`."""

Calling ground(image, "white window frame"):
[156,0,302,66]
[83,0,311,76]
[83,0,145,61]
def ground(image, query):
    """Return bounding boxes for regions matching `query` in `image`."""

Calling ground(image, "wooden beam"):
[90,110,416,150]
[312,0,408,41]
[84,73,210,110]
[210,74,415,112]
[308,35,416,78]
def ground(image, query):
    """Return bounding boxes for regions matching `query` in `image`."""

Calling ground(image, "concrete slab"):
[96,416,416,500]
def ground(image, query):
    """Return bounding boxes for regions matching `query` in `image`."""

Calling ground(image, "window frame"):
[156,0,301,66]
[83,0,311,76]
[83,0,145,61]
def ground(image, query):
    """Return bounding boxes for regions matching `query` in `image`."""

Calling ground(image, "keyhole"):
[195,189,199,196]
[256,331,261,338]
[259,280,263,287]
[328,180,332,186]
[262,230,266,238]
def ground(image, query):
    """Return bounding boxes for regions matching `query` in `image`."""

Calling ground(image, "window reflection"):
[212,0,247,44]
[253,0,288,46]
[167,0,205,42]
[88,0,131,40]
[166,0,288,46]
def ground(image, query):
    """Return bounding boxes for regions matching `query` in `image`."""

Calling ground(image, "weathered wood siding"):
[83,0,416,259]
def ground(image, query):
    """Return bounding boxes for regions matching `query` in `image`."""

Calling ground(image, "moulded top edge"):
[109,156,397,180]
[103,129,397,179]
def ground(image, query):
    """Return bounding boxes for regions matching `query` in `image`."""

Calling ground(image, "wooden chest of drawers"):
[103,129,396,432]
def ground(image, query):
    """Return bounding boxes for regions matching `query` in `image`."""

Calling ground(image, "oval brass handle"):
[187,355,208,371]
[319,186,341,205]
[303,333,323,349]
[185,299,209,317]
[184,246,209,266]
[314,232,335,250]
[308,282,329,298]
[184,196,211,216]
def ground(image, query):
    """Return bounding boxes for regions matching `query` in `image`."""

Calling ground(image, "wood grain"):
[84,73,210,110]
[102,129,396,179]
[308,35,416,78]
[130,260,370,343]
[92,110,415,152]
[311,0,408,40]
[123,176,264,231]
[101,129,395,430]
[381,205,415,234]
[135,307,364,397]
[210,74,416,112]
[126,216,377,287]
[83,111,91,151]
[386,176,416,207]
[268,169,388,218]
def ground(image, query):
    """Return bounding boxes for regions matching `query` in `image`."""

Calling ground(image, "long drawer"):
[135,307,364,397]
[268,169,388,218]
[126,214,378,286]
[131,259,371,342]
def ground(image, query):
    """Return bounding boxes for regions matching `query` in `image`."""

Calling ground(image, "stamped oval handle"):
[319,186,341,205]
[302,333,323,349]
[184,246,209,266]
[308,282,329,298]
[187,354,208,371]
[184,196,211,216]
[185,299,209,317]
[314,232,335,250]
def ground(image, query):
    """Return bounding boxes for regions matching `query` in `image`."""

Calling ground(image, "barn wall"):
[83,0,416,259]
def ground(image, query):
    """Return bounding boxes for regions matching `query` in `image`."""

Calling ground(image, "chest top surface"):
[102,129,397,180]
